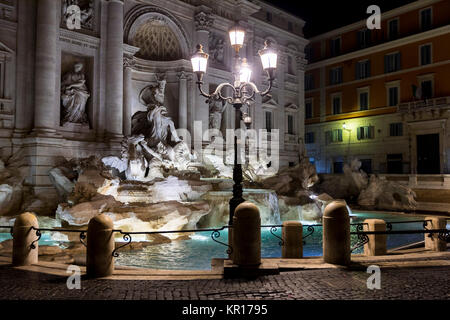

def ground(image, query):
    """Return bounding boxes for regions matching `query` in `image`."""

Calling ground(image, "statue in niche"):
[209,35,225,64]
[132,79,182,148]
[60,62,90,126]
[103,78,195,181]
[207,95,226,131]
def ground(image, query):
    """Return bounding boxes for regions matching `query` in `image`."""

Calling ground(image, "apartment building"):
[304,0,450,174]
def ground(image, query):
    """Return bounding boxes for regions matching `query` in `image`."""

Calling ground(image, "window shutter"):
[369,126,375,139]
[384,55,388,73]
[357,127,361,140]
[367,61,371,77]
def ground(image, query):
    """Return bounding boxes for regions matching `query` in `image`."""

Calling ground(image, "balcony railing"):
[398,96,450,113]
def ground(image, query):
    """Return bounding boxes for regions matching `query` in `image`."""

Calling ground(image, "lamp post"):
[191,24,278,225]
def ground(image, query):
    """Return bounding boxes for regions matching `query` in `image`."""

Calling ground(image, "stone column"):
[194,11,213,136]
[178,71,188,130]
[33,0,59,136]
[14,0,35,136]
[105,0,124,142]
[123,56,134,136]
[297,55,307,156]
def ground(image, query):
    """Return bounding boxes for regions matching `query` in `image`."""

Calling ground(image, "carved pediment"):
[262,96,278,107]
[0,41,14,55]
[285,103,299,112]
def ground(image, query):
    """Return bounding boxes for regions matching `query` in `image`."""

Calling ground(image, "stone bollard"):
[425,216,447,252]
[363,219,387,256]
[323,201,350,265]
[282,221,303,258]
[232,202,261,267]
[13,212,39,266]
[87,214,115,278]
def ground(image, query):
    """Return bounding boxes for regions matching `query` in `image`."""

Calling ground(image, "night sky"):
[266,0,417,38]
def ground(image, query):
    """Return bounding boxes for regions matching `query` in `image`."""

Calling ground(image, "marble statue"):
[209,35,225,64]
[103,79,195,181]
[61,62,90,126]
[207,95,226,130]
[132,79,181,147]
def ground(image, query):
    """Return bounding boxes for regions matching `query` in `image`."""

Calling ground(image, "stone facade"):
[0,0,307,201]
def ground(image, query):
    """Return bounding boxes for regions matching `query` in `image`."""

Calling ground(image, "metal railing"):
[111,226,232,257]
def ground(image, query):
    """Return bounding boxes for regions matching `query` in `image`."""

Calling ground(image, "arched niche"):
[124,5,191,61]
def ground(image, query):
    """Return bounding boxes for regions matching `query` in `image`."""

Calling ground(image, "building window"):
[287,114,294,134]
[356,60,371,80]
[266,12,273,22]
[390,123,403,136]
[329,67,342,85]
[330,37,341,57]
[326,129,343,144]
[388,86,399,106]
[357,126,375,140]
[332,95,341,114]
[357,29,371,48]
[305,132,315,144]
[359,91,369,110]
[288,22,293,32]
[421,79,433,99]
[305,74,314,90]
[287,55,295,75]
[385,52,401,73]
[360,159,373,174]
[333,161,344,173]
[0,61,4,99]
[305,100,313,119]
[265,111,272,132]
[387,154,403,173]
[420,8,432,31]
[388,18,399,40]
[305,45,313,61]
[420,44,432,65]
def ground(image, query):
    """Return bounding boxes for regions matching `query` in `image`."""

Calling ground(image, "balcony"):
[398,96,450,113]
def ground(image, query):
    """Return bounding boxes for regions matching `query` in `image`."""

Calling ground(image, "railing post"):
[232,202,261,267]
[363,219,387,256]
[13,212,39,266]
[87,214,114,278]
[323,201,350,265]
[425,216,446,252]
[282,221,303,258]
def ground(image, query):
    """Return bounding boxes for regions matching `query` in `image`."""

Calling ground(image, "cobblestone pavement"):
[0,265,449,300]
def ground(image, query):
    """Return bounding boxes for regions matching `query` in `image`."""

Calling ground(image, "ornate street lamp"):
[191,24,277,225]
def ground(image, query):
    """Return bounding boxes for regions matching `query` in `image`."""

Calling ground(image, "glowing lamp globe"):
[229,24,245,52]
[191,44,209,81]
[258,40,277,80]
